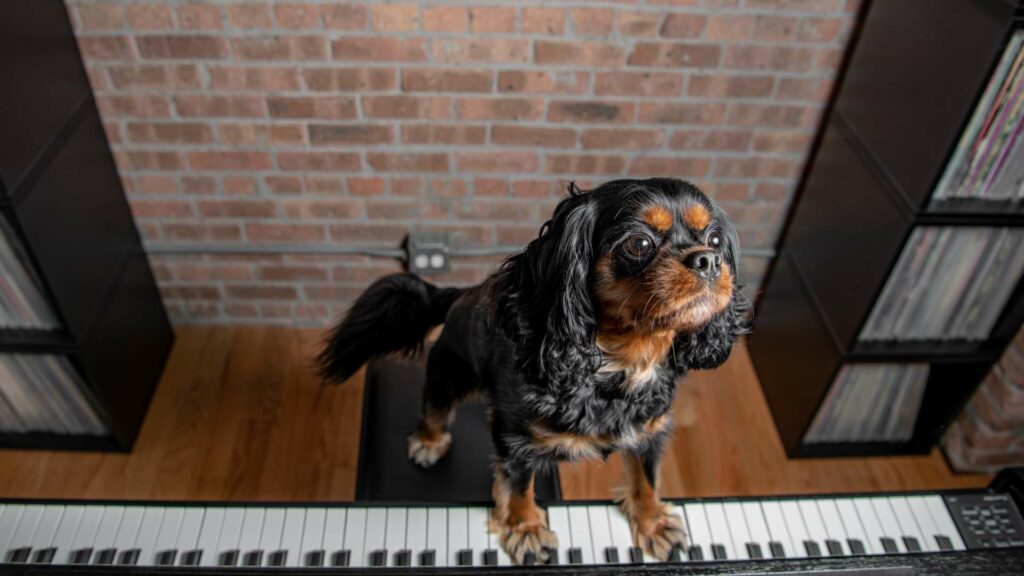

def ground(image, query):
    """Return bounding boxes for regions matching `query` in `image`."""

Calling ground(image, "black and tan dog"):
[318,177,749,564]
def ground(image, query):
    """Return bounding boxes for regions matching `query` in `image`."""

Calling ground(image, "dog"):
[317,177,749,564]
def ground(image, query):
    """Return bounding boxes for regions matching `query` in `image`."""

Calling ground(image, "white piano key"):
[924,496,965,550]
[343,508,367,568]
[485,512,512,567]
[131,507,165,564]
[889,497,927,552]
[798,500,827,555]
[668,503,689,561]
[870,497,905,552]
[29,506,65,552]
[153,508,185,564]
[410,508,432,565]
[854,498,887,554]
[50,506,86,562]
[6,505,44,559]
[425,508,446,568]
[195,508,225,567]
[587,506,614,564]
[299,508,327,567]
[279,508,306,567]
[364,508,387,566]
[723,503,752,560]
[258,509,286,565]
[779,501,810,558]
[175,508,205,561]
[907,496,942,553]
[606,506,635,563]
[547,507,572,565]
[742,502,772,553]
[68,506,103,562]
[817,500,849,555]
[320,508,345,564]
[447,507,468,566]
[0,505,25,553]
[835,499,876,554]
[567,505,594,565]
[704,502,735,559]
[385,508,407,566]
[92,506,126,556]
[466,508,488,566]
[238,508,266,562]
[760,501,796,558]
[682,503,713,560]
[214,508,244,564]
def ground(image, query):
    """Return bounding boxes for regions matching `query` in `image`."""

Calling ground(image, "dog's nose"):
[684,251,722,279]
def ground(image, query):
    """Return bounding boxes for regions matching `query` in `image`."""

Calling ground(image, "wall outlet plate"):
[404,232,451,275]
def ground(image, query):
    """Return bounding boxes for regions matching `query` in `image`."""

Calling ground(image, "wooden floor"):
[0,326,990,502]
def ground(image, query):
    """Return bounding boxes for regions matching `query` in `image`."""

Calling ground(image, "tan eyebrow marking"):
[682,204,711,230]
[642,205,673,232]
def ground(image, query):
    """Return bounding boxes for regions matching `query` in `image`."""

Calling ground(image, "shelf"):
[920,198,1024,226]
[0,431,124,452]
[849,339,1005,363]
[796,440,932,458]
[0,327,73,352]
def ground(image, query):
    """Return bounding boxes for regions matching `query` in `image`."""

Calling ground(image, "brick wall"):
[943,328,1024,473]
[66,0,860,325]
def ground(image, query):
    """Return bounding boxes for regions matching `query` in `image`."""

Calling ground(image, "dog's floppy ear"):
[491,183,601,385]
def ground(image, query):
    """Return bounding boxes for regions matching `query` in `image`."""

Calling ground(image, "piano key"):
[817,500,849,555]
[848,539,867,554]
[870,498,906,552]
[668,504,689,561]
[49,505,85,564]
[95,548,117,565]
[394,549,411,566]
[93,507,126,563]
[214,508,244,567]
[68,506,103,564]
[194,508,225,568]
[547,507,572,565]
[456,548,473,566]
[902,536,922,552]
[466,508,489,567]
[606,506,635,564]
[587,506,614,565]
[6,506,43,562]
[276,509,304,568]
[746,542,763,558]
[268,550,287,566]
[26,506,63,558]
[797,500,827,557]
[760,501,795,559]
[107,506,143,564]
[218,550,239,567]
[482,549,497,566]
[330,550,351,567]
[118,549,141,566]
[70,547,93,564]
[258,509,286,566]
[155,549,177,566]
[420,549,436,567]
[835,499,875,554]
[237,508,266,567]
[668,544,684,562]
[299,508,327,569]
[711,543,728,559]
[304,550,324,567]
[153,508,185,566]
[825,540,843,555]
[33,548,57,564]
[854,499,887,555]
[568,547,583,564]
[369,549,387,567]
[687,545,703,560]
[779,501,810,558]
[703,503,734,559]
[385,508,407,567]
[742,502,772,556]
[723,503,752,560]
[425,508,447,568]
[488,514,512,567]
[323,508,348,566]
[880,537,899,553]
[175,508,205,566]
[447,508,468,567]
[907,496,942,553]
[936,535,954,551]
[804,540,822,557]
[180,550,202,566]
[567,505,595,565]
[243,550,264,566]
[364,509,387,568]
[0,505,25,553]
[769,541,786,558]
[604,546,619,563]
[889,497,928,552]
[630,546,645,563]
[682,503,713,561]
[926,496,966,550]
[8,547,31,563]
[410,508,433,566]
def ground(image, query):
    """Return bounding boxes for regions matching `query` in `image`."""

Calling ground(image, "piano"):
[1,475,1023,575]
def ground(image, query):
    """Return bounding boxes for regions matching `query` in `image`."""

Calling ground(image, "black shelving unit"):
[748,0,1024,458]
[0,1,174,451]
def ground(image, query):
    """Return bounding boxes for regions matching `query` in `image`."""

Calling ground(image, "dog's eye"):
[623,234,654,258]
[707,230,722,248]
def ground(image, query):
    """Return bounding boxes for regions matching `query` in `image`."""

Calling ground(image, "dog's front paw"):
[407,431,451,467]
[626,503,688,561]
[489,510,558,565]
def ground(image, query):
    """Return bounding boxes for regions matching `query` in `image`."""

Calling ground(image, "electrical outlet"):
[404,232,451,275]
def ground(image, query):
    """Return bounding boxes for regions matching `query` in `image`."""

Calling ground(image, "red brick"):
[522,7,565,35]
[594,72,683,96]
[76,4,125,30]
[469,6,516,33]
[367,152,450,172]
[321,4,369,30]
[401,125,486,145]
[753,130,813,153]
[225,303,259,318]
[188,151,273,171]
[427,179,470,197]
[175,4,223,30]
[304,285,373,301]
[232,36,327,60]
[267,96,356,119]
[329,223,409,243]
[535,41,625,66]
[226,3,272,28]
[217,123,304,146]
[706,14,753,41]
[246,223,325,242]
[107,64,201,89]
[281,199,364,219]
[629,156,712,177]
[549,100,636,124]
[265,176,303,195]
[638,102,726,125]
[754,182,789,202]
[126,4,173,30]
[390,177,422,196]
[347,177,387,196]
[304,68,396,91]
[778,77,833,101]
[227,285,299,300]
[511,180,556,198]
[127,122,212,144]
[814,46,845,72]
[182,176,217,195]
[372,3,419,32]
[492,125,577,148]
[133,174,178,195]
[713,157,798,178]
[458,152,539,173]
[453,200,532,220]
[660,13,707,38]
[137,35,227,59]
[277,152,361,172]
[162,285,222,300]
[432,39,530,63]
[571,8,615,35]
[274,3,320,29]
[705,182,752,202]
[208,66,300,91]
[163,223,242,241]
[309,124,393,146]
[727,103,816,128]
[474,178,510,196]
[423,5,468,32]
[498,225,541,245]
[174,95,265,117]
[77,36,134,60]
[618,11,663,37]
[581,128,664,150]
[745,0,844,13]
[122,150,182,170]
[198,200,277,218]
[130,200,193,218]
[752,15,799,42]
[628,42,720,67]
[544,154,626,175]
[258,265,329,282]
[363,95,452,119]
[799,18,844,42]
[174,263,253,282]
[85,65,110,91]
[222,176,258,195]
[305,176,346,193]
[403,69,492,92]
[689,74,775,98]
[366,200,446,220]
[724,45,816,72]
[332,37,427,62]
[499,70,589,94]
[456,98,544,121]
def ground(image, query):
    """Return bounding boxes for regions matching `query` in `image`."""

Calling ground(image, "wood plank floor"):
[0,326,990,502]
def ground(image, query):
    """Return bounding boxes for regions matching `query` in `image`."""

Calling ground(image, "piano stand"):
[355,354,561,502]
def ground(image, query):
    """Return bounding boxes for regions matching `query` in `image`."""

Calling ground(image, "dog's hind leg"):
[407,340,470,467]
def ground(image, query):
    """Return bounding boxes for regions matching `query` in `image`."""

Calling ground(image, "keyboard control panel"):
[944,493,1024,549]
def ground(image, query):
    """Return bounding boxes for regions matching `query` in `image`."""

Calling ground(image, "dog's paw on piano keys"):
[627,503,688,561]
[406,431,451,468]
[489,507,559,565]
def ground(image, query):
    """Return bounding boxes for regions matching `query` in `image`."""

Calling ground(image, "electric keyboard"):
[0,490,1022,574]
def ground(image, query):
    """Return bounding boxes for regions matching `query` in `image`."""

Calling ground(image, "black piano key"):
[687,545,704,561]
[604,546,619,563]
[629,546,644,563]
[826,539,844,556]
[420,550,436,567]
[156,550,178,566]
[544,546,558,565]
[568,547,583,564]
[119,549,141,566]
[268,550,288,567]
[331,550,351,567]
[95,548,117,565]
[936,535,954,551]
[711,544,728,560]
[394,549,411,567]
[219,550,239,567]
[848,539,866,555]
[482,549,497,566]
[369,549,387,567]
[304,550,325,567]
[803,541,821,557]
[243,550,264,567]
[668,545,683,562]
[181,550,203,566]
[8,547,32,563]
[768,541,785,558]
[880,537,898,553]
[457,548,474,566]
[746,542,763,559]
[903,536,921,552]
[522,551,537,566]
[32,548,57,564]
[71,548,93,564]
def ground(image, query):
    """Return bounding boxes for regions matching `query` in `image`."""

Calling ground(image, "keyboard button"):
[331,550,351,567]
[746,542,763,558]
[848,539,866,555]
[71,548,93,564]
[384,509,407,568]
[522,551,536,565]
[394,549,411,567]
[568,547,583,564]
[630,547,644,563]
[711,544,728,559]
[118,549,140,565]
[567,507,594,565]
[268,551,287,567]
[668,545,683,562]
[688,545,704,561]
[604,546,619,563]
[936,536,953,551]
[457,549,473,566]
[8,547,31,563]
[181,550,202,566]
[369,549,387,567]
[880,537,898,553]
[769,541,785,558]
[33,548,57,564]
[304,550,324,567]
[804,541,821,557]
[155,549,177,566]
[420,550,436,567]
[243,550,264,567]
[903,536,921,552]
[826,540,843,555]
[94,548,117,565]
[218,550,239,566]
[483,549,497,566]
[544,546,558,565]
[447,509,469,567]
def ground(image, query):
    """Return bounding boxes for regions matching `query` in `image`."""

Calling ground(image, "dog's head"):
[492,178,749,387]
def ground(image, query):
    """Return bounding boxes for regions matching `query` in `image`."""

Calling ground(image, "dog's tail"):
[316,273,462,384]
